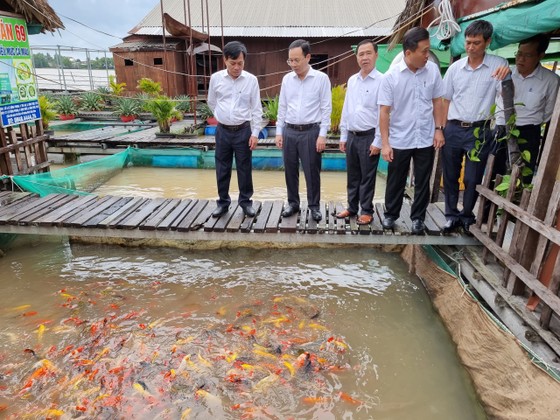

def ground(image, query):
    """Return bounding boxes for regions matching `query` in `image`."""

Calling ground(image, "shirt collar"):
[514,64,543,81]
[358,68,379,81]
[290,66,317,80]
[461,53,491,70]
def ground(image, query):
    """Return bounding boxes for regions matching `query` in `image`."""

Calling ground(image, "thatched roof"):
[2,0,64,33]
[389,0,431,49]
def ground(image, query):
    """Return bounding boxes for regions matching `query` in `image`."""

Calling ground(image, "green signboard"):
[0,15,40,127]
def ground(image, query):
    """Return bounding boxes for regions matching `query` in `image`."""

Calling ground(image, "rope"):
[427,0,461,41]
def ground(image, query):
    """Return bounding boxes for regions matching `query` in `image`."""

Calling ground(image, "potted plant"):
[80,92,104,112]
[144,96,178,135]
[262,95,279,137]
[38,95,57,134]
[174,95,193,115]
[113,97,140,122]
[109,75,126,96]
[329,84,346,138]
[54,95,78,120]
[137,77,162,97]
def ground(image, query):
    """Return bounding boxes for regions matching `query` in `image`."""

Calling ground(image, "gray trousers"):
[282,125,322,210]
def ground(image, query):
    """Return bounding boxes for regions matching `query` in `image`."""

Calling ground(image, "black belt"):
[218,121,250,131]
[349,128,375,137]
[286,123,319,131]
[448,119,487,128]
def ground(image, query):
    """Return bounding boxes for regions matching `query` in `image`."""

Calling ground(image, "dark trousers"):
[345,131,379,215]
[442,123,493,223]
[215,124,253,208]
[384,146,434,221]
[283,125,322,210]
[492,124,541,184]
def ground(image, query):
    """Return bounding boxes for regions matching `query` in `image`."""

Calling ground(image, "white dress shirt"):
[374,60,444,149]
[276,67,332,137]
[339,68,382,143]
[444,53,508,122]
[207,69,262,137]
[495,64,560,125]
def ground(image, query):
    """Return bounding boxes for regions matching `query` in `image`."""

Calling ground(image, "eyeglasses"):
[515,51,537,59]
[286,58,304,66]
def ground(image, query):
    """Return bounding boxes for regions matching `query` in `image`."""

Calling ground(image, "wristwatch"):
[435,126,445,130]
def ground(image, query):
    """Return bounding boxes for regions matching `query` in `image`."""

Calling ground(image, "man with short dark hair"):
[373,27,445,235]
[441,20,509,233]
[208,41,262,218]
[275,39,332,222]
[494,34,560,183]
[335,40,382,225]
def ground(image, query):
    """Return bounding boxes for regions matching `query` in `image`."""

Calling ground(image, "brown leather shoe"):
[335,209,356,219]
[357,214,373,225]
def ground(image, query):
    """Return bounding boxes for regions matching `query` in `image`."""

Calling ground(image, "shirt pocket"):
[519,91,540,112]
[237,91,252,107]
[476,80,494,99]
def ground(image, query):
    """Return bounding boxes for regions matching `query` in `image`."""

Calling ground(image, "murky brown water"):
[0,167,485,419]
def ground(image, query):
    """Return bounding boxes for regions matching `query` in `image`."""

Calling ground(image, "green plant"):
[137,77,162,97]
[109,75,126,96]
[80,92,104,111]
[38,95,57,129]
[197,103,214,122]
[54,95,78,115]
[134,92,153,112]
[174,95,193,114]
[262,95,279,125]
[113,97,140,117]
[96,86,112,105]
[144,96,178,133]
[330,84,346,135]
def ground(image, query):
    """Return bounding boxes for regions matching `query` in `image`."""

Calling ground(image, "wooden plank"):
[66,196,116,227]
[0,194,64,224]
[158,199,193,230]
[370,206,384,235]
[84,196,133,227]
[240,200,261,233]
[141,198,181,230]
[19,194,78,224]
[316,202,328,233]
[540,252,560,328]
[327,201,336,233]
[494,165,521,250]
[118,198,168,229]
[422,209,441,236]
[335,202,346,235]
[252,201,273,233]
[265,201,284,233]
[98,197,146,228]
[226,204,246,233]
[427,203,448,230]
[0,192,34,211]
[297,202,309,233]
[205,202,238,232]
[279,202,298,233]
[35,195,98,226]
[397,203,412,234]
[306,205,319,235]
[189,200,214,231]
[176,200,209,232]
[374,203,389,235]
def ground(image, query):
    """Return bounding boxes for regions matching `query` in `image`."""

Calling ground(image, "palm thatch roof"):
[2,0,64,33]
[389,0,431,49]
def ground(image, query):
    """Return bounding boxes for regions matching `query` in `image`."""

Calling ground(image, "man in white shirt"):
[335,39,382,225]
[373,27,445,235]
[208,41,262,218]
[494,34,560,184]
[441,20,509,234]
[275,39,332,222]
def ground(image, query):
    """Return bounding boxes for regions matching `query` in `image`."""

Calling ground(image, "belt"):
[448,119,487,128]
[286,123,319,131]
[218,121,250,131]
[349,128,375,137]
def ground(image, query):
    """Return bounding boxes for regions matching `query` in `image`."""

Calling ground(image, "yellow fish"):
[36,324,46,342]
[283,361,295,377]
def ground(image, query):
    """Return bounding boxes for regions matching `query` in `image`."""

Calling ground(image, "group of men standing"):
[207,20,559,234]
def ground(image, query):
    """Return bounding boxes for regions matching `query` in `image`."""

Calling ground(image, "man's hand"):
[369,145,381,156]
[275,135,283,149]
[248,135,258,150]
[492,66,511,81]
[339,141,346,152]
[433,130,445,149]
[381,144,393,162]
[316,136,326,153]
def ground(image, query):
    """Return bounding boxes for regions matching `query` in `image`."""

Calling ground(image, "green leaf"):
[495,182,510,192]
[506,114,517,125]
[473,127,480,139]
[521,150,531,163]
[490,103,497,115]
[521,166,533,177]
[475,139,481,149]
[514,102,525,107]
[517,138,527,144]
[510,128,520,138]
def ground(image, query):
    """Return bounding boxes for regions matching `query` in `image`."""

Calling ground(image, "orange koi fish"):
[339,391,362,405]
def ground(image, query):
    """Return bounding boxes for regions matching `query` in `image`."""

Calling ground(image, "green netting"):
[12,150,130,197]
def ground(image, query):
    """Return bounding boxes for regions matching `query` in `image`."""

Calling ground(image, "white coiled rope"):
[427,0,461,40]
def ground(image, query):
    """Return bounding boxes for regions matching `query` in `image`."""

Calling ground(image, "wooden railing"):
[0,120,50,177]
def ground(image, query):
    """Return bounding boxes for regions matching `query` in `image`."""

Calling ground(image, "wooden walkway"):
[0,191,478,245]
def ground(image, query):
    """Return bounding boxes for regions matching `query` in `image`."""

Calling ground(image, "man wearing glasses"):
[494,34,560,184]
[275,39,332,222]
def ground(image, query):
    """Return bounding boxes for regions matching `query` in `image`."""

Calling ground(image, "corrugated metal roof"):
[130,0,405,37]
[110,40,181,51]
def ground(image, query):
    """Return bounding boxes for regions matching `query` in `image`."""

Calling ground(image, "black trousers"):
[492,124,541,184]
[282,125,321,210]
[214,124,253,208]
[384,146,434,221]
[345,131,379,215]
[442,123,493,223]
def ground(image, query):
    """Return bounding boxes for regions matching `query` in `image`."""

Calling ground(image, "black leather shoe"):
[212,206,229,218]
[281,205,300,218]
[442,219,460,234]
[462,220,474,236]
[382,217,395,230]
[411,219,425,235]
[241,205,256,217]
[311,209,322,222]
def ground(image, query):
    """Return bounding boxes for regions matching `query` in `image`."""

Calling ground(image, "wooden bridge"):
[0,191,478,245]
